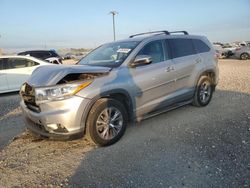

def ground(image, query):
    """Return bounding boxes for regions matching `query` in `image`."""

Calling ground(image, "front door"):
[129,40,176,117]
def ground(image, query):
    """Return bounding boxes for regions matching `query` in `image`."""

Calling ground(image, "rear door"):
[0,58,9,92]
[5,58,39,90]
[167,38,199,99]
[192,38,211,64]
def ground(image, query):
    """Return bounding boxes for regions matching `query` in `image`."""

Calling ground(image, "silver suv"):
[20,31,219,146]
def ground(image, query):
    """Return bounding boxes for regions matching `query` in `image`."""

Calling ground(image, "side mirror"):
[130,55,152,67]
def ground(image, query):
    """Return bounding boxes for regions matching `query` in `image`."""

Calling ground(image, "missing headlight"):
[57,73,106,84]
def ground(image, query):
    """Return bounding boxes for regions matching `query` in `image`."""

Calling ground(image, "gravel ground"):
[0,93,23,150]
[0,59,249,188]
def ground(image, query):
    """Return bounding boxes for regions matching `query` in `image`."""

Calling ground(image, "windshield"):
[78,41,139,67]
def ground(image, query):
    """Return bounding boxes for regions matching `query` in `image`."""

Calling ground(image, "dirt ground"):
[0,59,249,188]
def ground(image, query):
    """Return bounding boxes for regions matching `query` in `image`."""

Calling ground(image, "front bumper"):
[20,95,90,139]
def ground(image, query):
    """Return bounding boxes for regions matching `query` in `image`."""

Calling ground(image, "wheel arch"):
[80,89,135,134]
[195,70,217,90]
[240,52,250,60]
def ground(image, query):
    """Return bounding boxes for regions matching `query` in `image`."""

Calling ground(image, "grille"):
[20,83,40,112]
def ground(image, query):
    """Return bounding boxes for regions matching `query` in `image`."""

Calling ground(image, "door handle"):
[165,66,175,72]
[195,58,202,64]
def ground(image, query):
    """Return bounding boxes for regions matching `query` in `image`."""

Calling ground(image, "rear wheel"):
[193,76,213,107]
[86,98,127,146]
[240,53,249,60]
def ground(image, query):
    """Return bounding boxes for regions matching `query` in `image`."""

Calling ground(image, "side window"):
[31,52,44,59]
[169,38,196,58]
[27,60,39,67]
[7,58,29,69]
[43,52,51,59]
[30,52,49,59]
[193,39,210,53]
[0,59,4,70]
[138,40,164,63]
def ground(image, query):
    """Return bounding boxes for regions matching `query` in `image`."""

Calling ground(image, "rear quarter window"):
[168,38,196,58]
[50,51,59,57]
[193,39,210,53]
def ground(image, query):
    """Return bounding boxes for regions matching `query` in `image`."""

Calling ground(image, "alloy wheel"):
[199,81,212,104]
[96,107,123,140]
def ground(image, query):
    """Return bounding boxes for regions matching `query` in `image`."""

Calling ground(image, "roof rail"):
[169,31,189,35]
[129,30,189,38]
[129,31,170,38]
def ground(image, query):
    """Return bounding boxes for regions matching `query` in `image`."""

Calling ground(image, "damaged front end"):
[26,64,112,87]
[20,65,111,105]
[33,72,108,105]
[20,65,111,137]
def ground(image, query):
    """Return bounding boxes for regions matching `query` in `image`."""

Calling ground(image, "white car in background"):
[234,46,250,60]
[213,44,228,58]
[0,55,51,94]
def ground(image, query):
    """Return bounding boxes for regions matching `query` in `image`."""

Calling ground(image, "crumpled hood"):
[27,65,111,87]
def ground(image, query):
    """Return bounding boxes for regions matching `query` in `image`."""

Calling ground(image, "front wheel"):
[193,76,214,107]
[86,98,128,146]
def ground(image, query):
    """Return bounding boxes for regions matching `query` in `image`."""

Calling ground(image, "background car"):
[18,50,62,64]
[63,52,78,60]
[213,44,228,58]
[0,55,51,94]
[221,43,237,57]
[234,46,250,60]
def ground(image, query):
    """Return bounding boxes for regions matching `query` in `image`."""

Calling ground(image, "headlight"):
[35,81,92,104]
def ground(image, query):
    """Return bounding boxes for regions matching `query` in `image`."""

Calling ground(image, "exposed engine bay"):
[57,72,107,84]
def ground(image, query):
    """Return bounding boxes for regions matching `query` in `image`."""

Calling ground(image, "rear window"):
[50,51,59,57]
[18,52,27,55]
[168,38,196,58]
[193,39,210,53]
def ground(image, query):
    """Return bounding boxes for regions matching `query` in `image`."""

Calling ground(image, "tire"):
[224,51,229,58]
[240,53,249,60]
[86,98,128,146]
[192,75,214,107]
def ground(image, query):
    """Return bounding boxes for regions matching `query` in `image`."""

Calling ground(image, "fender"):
[80,88,135,134]
[194,68,217,89]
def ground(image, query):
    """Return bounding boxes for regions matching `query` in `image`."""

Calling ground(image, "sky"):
[0,0,250,52]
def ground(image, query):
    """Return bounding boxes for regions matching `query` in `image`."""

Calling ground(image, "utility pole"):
[0,35,2,55]
[109,11,118,41]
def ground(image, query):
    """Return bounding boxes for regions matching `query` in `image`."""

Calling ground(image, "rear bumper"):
[20,95,90,139]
